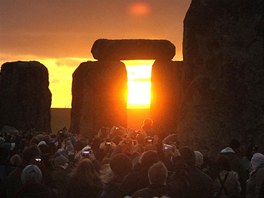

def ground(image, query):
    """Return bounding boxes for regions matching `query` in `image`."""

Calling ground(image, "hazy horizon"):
[0,0,191,108]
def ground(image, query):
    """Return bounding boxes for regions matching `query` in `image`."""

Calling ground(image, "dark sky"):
[0,0,191,60]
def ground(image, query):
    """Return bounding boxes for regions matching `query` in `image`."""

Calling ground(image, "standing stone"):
[70,61,127,139]
[91,39,175,60]
[0,61,51,132]
[178,0,264,151]
[151,61,184,139]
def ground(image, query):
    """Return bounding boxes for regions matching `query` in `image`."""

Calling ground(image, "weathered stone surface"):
[91,39,175,60]
[178,0,264,152]
[151,61,184,139]
[0,61,51,132]
[70,61,127,139]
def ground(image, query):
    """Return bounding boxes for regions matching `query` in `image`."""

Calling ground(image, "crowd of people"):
[0,118,264,198]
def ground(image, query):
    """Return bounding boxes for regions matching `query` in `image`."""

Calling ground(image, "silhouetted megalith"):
[91,39,175,60]
[151,61,184,138]
[0,61,51,132]
[70,61,127,138]
[178,0,264,151]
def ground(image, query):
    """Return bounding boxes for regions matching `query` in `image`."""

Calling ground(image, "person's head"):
[230,139,241,152]
[119,136,134,155]
[29,137,39,145]
[139,150,159,171]
[194,151,204,168]
[22,145,41,165]
[110,126,126,139]
[10,154,22,167]
[110,153,132,178]
[54,154,69,169]
[17,138,29,151]
[70,158,101,186]
[250,153,264,171]
[179,147,195,167]
[172,156,188,170]
[217,155,231,171]
[37,141,50,156]
[21,165,42,185]
[148,161,168,185]
[162,133,179,147]
[142,118,153,131]
[200,145,210,158]
[99,139,116,152]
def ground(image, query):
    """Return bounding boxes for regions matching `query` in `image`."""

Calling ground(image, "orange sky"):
[0,0,191,108]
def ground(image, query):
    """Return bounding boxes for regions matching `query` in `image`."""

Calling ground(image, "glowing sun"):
[123,60,154,109]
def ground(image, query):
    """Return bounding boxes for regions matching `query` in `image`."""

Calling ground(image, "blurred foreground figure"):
[131,161,170,198]
[213,156,241,198]
[179,147,214,198]
[220,139,249,197]
[121,150,159,196]
[100,153,132,198]
[66,159,102,198]
[246,153,264,198]
[17,165,55,198]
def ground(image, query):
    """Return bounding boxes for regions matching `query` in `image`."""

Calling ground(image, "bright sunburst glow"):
[39,58,86,108]
[123,60,154,109]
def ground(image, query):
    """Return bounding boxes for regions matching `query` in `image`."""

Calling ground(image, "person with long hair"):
[66,158,102,198]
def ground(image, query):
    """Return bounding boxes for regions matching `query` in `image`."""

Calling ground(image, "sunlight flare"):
[40,58,86,108]
[123,60,154,109]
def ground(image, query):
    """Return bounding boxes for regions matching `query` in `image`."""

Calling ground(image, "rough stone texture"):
[0,61,51,132]
[151,61,185,139]
[91,39,175,60]
[70,61,127,139]
[178,0,264,152]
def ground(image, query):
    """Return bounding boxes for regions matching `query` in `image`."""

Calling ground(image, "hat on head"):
[21,164,42,185]
[220,147,235,154]
[110,153,132,177]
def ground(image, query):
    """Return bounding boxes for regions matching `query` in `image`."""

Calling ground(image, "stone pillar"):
[0,61,51,132]
[179,0,264,151]
[151,61,184,138]
[70,61,127,139]
[70,39,178,140]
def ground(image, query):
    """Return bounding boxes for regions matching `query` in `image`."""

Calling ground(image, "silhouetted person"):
[66,158,102,198]
[131,161,170,198]
[51,155,69,198]
[179,147,214,198]
[100,153,132,198]
[221,139,249,197]
[141,118,155,137]
[6,145,41,198]
[246,153,264,198]
[168,156,191,198]
[121,150,159,196]
[16,165,55,198]
[213,155,241,198]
